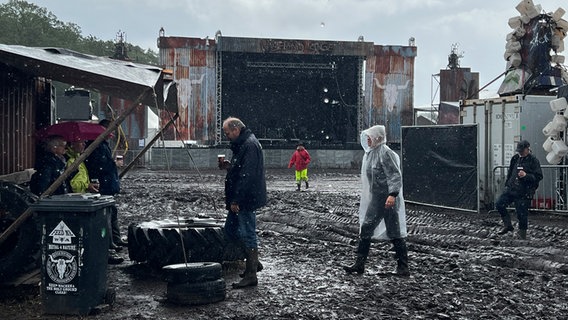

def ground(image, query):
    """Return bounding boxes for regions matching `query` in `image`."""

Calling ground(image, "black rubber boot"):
[108,250,124,264]
[233,248,259,288]
[240,260,264,278]
[305,181,309,189]
[344,238,371,274]
[109,205,127,247]
[297,183,301,191]
[392,238,410,277]
[498,212,514,235]
[517,229,527,240]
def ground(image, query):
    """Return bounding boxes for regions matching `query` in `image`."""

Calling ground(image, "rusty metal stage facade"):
[158,35,417,148]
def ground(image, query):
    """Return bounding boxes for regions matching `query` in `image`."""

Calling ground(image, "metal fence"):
[493,165,568,214]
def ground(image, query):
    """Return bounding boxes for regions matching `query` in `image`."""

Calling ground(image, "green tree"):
[0,0,158,64]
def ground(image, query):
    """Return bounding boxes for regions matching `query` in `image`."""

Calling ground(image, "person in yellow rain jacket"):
[65,139,99,194]
[65,138,124,264]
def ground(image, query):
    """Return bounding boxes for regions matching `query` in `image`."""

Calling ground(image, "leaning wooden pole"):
[119,112,179,179]
[0,89,152,246]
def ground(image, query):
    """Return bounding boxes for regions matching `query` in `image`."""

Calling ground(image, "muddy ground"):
[2,168,568,319]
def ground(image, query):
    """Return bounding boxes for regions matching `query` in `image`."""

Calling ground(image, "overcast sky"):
[6,0,568,107]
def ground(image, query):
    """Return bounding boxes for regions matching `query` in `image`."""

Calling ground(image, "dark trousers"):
[495,191,530,230]
[360,195,401,240]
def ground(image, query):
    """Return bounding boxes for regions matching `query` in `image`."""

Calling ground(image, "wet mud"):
[2,168,568,319]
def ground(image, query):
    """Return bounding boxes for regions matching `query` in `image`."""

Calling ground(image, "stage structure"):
[158,34,417,147]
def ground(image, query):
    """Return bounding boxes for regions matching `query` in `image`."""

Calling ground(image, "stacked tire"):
[162,262,225,305]
[0,181,40,284]
[127,217,245,269]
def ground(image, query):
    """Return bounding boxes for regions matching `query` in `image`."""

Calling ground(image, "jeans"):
[224,210,258,249]
[495,191,530,230]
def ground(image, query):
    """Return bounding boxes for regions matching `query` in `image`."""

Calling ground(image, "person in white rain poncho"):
[343,125,409,276]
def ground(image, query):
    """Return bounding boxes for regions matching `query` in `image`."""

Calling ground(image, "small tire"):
[161,262,222,284]
[166,278,226,305]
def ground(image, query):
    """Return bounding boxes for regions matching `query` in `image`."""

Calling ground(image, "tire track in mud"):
[126,169,568,276]
[404,207,568,275]
[260,197,568,275]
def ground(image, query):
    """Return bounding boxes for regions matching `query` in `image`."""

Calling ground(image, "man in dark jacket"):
[495,140,543,239]
[220,117,267,288]
[85,119,125,264]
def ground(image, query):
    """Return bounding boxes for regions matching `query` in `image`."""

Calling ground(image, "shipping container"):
[460,94,558,209]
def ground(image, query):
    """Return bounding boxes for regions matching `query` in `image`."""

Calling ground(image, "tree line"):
[0,0,158,65]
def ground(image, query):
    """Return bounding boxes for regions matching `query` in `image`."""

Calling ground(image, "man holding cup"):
[495,140,543,239]
[219,117,266,288]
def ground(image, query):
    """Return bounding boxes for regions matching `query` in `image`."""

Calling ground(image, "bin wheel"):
[127,218,244,269]
[0,182,40,283]
[161,262,222,284]
[104,288,116,306]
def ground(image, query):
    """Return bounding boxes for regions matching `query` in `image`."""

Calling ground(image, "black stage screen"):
[221,52,359,146]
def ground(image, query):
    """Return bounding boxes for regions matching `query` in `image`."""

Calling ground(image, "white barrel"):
[547,151,564,164]
[526,4,540,19]
[520,14,531,24]
[552,140,568,156]
[552,114,567,131]
[506,41,522,52]
[543,136,555,152]
[510,53,522,67]
[515,1,528,15]
[508,16,522,29]
[543,121,559,136]
[551,97,568,111]
[552,7,566,22]
[552,55,565,64]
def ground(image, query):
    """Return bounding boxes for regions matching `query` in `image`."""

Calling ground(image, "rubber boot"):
[240,260,264,278]
[111,207,127,247]
[344,238,371,274]
[498,212,514,235]
[297,183,301,191]
[305,181,309,189]
[108,250,124,264]
[233,248,259,288]
[517,229,527,240]
[392,238,410,277]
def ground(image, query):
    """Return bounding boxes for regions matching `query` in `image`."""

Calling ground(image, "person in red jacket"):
[288,143,311,191]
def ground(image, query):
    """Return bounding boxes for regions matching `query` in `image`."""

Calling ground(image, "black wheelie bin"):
[31,193,116,315]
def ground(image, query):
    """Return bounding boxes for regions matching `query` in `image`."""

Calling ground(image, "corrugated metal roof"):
[0,44,177,111]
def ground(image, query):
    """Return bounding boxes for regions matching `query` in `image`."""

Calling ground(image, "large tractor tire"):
[127,217,245,269]
[0,181,40,284]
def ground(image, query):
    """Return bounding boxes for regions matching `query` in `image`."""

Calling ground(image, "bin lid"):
[30,193,115,212]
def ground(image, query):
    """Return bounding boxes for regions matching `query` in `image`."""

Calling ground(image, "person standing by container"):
[85,119,127,250]
[219,117,267,288]
[288,142,311,191]
[495,140,543,239]
[67,137,123,264]
[343,125,409,277]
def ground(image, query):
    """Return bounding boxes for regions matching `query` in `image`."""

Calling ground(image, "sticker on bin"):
[49,221,75,244]
[46,250,78,293]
